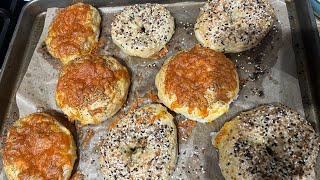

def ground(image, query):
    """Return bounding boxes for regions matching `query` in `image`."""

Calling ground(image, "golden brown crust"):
[165,45,237,116]
[57,55,124,108]
[45,3,101,64]
[156,45,239,122]
[2,113,76,180]
[56,55,130,125]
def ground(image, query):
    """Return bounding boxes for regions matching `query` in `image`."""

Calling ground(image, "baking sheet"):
[13,0,317,179]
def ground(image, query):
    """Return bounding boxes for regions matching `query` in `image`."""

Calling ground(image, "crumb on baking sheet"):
[11,112,19,120]
[36,106,45,112]
[37,42,53,60]
[138,72,143,84]
[146,90,161,103]
[109,90,161,130]
[81,129,94,149]
[177,119,197,141]
[76,122,85,129]
[70,171,84,180]
[151,46,168,60]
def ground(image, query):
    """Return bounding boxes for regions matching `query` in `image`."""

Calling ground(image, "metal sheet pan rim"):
[0,0,320,179]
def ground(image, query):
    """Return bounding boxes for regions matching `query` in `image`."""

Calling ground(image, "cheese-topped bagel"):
[56,55,130,125]
[156,45,239,123]
[2,113,77,180]
[46,3,101,64]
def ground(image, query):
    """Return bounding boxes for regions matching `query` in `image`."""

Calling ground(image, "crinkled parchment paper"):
[15,1,313,179]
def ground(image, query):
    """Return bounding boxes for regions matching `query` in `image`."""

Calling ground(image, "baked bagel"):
[2,113,77,180]
[45,3,101,64]
[194,0,275,53]
[56,55,130,125]
[155,45,239,123]
[213,105,320,179]
[111,3,175,58]
[100,104,177,179]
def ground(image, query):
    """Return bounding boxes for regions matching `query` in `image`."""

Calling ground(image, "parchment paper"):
[15,1,310,179]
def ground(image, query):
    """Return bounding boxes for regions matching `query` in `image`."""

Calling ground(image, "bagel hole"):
[141,27,146,33]
[130,147,137,153]
[266,146,274,156]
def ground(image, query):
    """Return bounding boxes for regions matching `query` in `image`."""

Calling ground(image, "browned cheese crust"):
[56,55,130,125]
[45,3,101,64]
[156,45,239,123]
[2,113,77,180]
